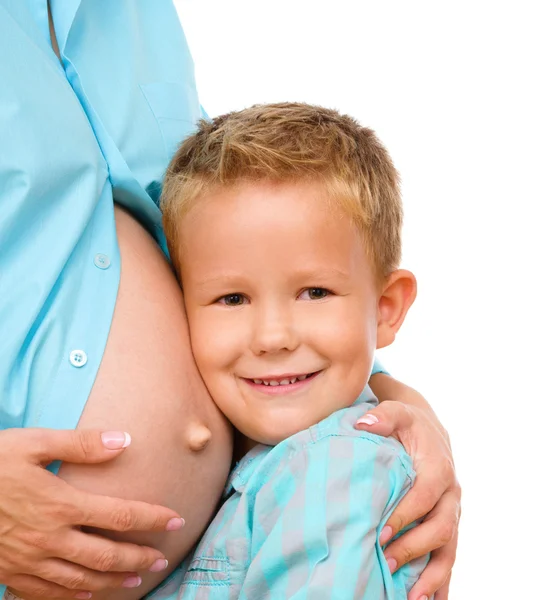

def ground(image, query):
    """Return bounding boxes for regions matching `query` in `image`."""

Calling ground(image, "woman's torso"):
[0,2,232,597]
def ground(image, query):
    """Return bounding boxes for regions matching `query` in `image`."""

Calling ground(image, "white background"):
[174,1,556,597]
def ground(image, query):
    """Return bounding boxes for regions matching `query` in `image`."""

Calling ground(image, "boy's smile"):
[178,180,382,445]
[243,369,321,392]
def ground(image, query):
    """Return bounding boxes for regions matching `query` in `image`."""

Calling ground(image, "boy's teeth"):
[252,374,314,386]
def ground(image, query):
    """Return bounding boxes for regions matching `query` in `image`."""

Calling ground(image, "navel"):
[185,423,212,452]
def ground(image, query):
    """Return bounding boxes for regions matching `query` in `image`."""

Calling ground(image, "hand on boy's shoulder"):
[287,399,414,478]
[240,400,415,506]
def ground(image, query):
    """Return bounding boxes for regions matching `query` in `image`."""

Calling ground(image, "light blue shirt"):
[147,388,428,600]
[0,0,202,432]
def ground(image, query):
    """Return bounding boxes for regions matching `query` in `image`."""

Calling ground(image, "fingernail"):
[75,593,92,600]
[149,558,169,572]
[386,557,397,573]
[166,517,185,531]
[418,596,429,600]
[101,431,131,449]
[379,525,393,545]
[122,575,142,588]
[356,414,379,427]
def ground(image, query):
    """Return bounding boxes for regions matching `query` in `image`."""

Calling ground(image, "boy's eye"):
[300,287,330,300]
[218,294,246,306]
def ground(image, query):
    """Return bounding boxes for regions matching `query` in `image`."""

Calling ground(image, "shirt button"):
[69,349,88,368]
[94,253,111,269]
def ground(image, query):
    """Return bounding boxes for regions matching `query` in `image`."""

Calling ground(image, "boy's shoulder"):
[301,400,414,478]
[230,398,414,498]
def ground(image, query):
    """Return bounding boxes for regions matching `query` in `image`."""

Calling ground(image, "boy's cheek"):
[190,314,244,366]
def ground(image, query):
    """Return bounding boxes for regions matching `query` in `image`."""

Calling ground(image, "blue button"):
[94,253,111,269]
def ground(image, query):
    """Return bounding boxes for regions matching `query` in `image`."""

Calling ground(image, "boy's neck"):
[233,429,259,463]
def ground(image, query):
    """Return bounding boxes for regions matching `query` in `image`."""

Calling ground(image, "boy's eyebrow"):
[194,267,352,288]
[194,273,250,288]
[293,267,352,281]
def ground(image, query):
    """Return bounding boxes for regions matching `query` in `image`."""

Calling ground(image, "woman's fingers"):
[74,488,184,532]
[355,400,415,439]
[382,489,459,600]
[60,530,169,574]
[10,428,132,465]
[7,575,91,600]
[382,474,449,544]
[33,559,140,592]
[380,479,444,544]
[383,488,460,568]
[0,427,178,594]
[431,570,452,600]
[407,535,457,600]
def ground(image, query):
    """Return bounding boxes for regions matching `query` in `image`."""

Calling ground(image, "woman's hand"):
[0,428,184,600]
[357,375,461,600]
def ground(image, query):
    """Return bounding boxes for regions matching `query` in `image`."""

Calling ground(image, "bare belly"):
[57,206,233,598]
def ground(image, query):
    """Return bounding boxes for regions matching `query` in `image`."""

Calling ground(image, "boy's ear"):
[376,269,417,349]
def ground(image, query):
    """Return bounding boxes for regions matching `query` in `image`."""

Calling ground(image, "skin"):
[179,178,415,454]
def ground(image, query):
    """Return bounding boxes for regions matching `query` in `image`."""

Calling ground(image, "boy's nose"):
[250,308,299,356]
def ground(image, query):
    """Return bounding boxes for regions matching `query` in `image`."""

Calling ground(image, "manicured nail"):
[379,525,393,545]
[101,431,131,449]
[122,575,142,588]
[75,593,92,600]
[356,414,379,427]
[418,596,429,600]
[166,517,185,531]
[386,557,397,573]
[149,558,169,572]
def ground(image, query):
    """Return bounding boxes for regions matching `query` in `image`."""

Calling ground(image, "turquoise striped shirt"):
[148,388,428,599]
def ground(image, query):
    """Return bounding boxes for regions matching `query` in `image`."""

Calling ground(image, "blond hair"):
[162,102,402,278]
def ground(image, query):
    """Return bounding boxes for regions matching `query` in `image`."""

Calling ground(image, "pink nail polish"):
[356,414,379,427]
[386,557,397,573]
[75,593,92,600]
[149,558,169,572]
[101,431,131,449]
[166,517,185,531]
[122,575,142,588]
[379,525,393,545]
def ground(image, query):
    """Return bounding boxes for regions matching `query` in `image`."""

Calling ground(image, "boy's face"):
[178,181,381,445]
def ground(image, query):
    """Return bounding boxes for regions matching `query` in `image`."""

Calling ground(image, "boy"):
[150,103,428,599]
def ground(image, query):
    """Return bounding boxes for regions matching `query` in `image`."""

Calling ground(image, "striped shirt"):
[147,387,429,599]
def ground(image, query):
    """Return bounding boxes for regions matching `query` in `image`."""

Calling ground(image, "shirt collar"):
[224,385,377,497]
[225,444,272,497]
[48,0,82,58]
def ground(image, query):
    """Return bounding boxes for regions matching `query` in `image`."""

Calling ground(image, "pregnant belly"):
[58,206,233,598]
